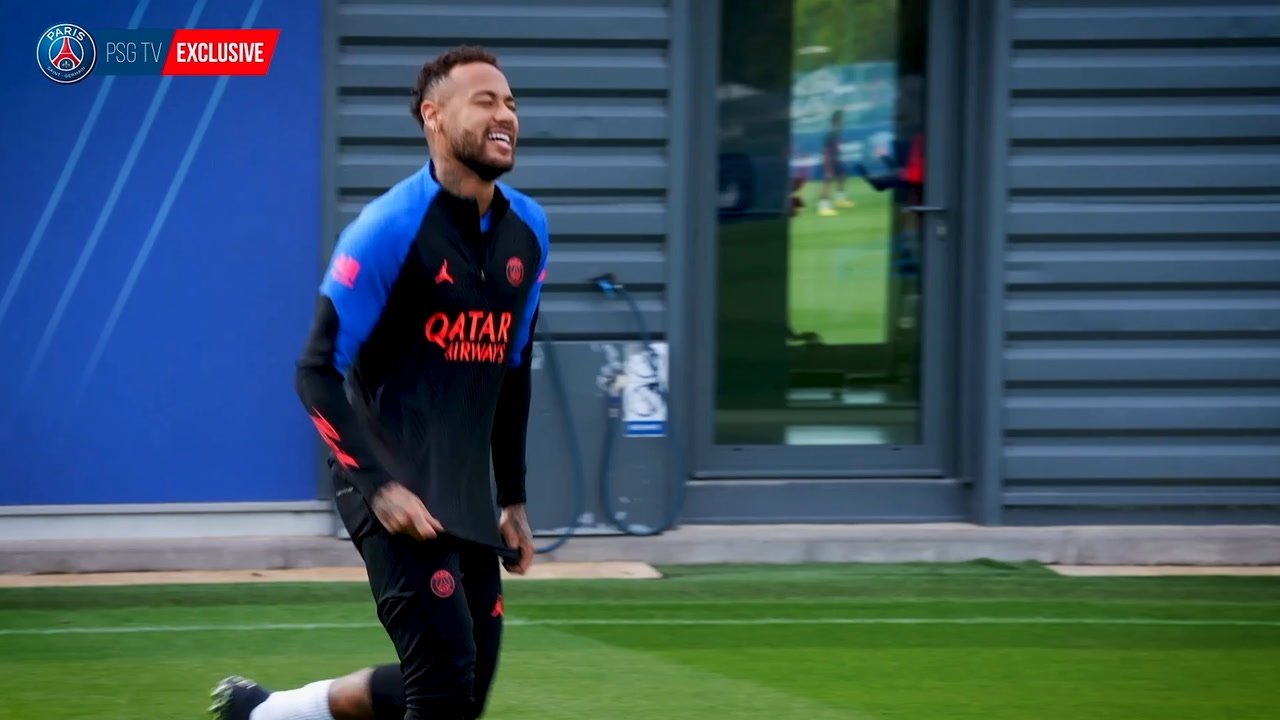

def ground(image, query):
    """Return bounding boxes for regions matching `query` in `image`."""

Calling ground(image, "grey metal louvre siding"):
[1001,1,1280,521]
[330,0,672,338]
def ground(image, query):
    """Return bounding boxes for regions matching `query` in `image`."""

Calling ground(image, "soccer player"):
[212,45,549,720]
[817,109,854,216]
[209,665,405,720]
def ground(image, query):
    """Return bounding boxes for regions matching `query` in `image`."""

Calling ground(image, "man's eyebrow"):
[473,89,515,102]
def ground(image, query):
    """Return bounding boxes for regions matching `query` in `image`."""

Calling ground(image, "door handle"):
[902,204,949,241]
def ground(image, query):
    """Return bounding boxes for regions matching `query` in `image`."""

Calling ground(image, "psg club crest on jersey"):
[430,569,455,598]
[505,256,524,287]
[38,23,97,84]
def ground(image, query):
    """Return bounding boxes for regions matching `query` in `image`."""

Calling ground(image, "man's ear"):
[420,100,438,134]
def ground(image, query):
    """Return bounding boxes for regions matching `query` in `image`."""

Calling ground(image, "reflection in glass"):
[714,0,928,446]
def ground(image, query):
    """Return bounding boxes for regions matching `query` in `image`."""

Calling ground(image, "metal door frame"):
[682,0,965,481]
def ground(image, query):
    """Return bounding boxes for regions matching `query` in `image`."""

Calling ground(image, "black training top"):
[296,161,548,554]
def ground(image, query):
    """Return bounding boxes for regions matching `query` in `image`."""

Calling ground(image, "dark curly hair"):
[409,45,501,129]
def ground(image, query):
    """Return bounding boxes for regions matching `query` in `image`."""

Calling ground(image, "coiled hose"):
[534,274,689,552]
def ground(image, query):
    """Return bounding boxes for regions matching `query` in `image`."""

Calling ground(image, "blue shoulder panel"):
[501,184,550,367]
[321,165,438,374]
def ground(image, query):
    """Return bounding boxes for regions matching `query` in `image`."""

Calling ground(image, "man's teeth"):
[488,132,512,144]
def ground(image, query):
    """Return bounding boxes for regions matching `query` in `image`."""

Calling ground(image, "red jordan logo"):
[435,258,454,285]
[51,38,81,70]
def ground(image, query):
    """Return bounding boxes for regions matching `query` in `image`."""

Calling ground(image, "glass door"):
[697,0,958,477]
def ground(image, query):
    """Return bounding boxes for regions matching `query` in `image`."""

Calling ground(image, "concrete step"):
[2,523,1278,575]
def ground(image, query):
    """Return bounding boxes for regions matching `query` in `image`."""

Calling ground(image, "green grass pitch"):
[789,180,894,346]
[2,562,1278,719]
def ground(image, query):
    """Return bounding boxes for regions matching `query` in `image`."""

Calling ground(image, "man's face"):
[433,62,519,182]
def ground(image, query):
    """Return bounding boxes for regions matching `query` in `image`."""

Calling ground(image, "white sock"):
[249,679,335,720]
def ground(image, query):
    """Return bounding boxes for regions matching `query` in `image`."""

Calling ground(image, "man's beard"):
[451,128,513,182]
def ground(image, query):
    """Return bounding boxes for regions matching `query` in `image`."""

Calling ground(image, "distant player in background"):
[816,109,855,216]
[210,665,404,720]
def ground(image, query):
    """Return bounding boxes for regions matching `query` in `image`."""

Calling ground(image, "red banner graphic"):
[162,29,280,76]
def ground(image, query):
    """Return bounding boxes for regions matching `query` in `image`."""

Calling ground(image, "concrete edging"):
[2,524,1279,575]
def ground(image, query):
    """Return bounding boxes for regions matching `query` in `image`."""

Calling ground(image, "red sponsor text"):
[425,310,512,364]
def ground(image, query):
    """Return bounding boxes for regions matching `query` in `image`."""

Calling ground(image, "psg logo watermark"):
[38,23,97,84]
[36,24,280,81]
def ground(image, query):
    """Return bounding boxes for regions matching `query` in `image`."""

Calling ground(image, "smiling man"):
[209,46,548,720]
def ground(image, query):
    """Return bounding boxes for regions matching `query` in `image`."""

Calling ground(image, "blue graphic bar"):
[93,29,172,76]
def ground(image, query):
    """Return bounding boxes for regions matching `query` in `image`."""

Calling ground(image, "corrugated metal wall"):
[329,0,672,338]
[999,1,1280,522]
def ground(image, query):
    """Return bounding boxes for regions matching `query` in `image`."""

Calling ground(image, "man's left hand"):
[499,504,535,575]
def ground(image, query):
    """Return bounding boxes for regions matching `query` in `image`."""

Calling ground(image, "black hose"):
[591,274,689,536]
[530,273,689,552]
[531,314,587,554]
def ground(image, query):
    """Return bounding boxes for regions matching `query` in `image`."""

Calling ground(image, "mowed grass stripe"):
[5,615,1280,637]
[5,571,1280,610]
[5,595,1277,633]
[3,565,1278,720]
[483,625,868,720]
[3,563,1278,632]
[0,624,868,720]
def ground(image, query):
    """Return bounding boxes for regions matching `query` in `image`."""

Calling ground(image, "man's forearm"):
[296,362,391,499]
[490,364,531,507]
[296,363,391,491]
[296,298,391,500]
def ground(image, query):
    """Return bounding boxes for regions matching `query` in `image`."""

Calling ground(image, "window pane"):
[714,0,929,446]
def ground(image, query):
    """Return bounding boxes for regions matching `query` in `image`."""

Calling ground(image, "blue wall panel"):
[1000,0,1280,522]
[0,0,321,504]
